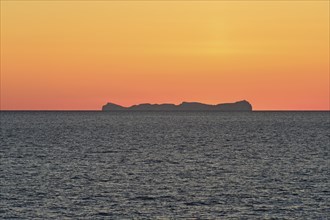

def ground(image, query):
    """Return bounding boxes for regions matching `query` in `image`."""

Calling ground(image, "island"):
[102,100,252,111]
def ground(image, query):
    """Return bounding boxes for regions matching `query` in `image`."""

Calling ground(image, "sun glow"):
[1,1,329,110]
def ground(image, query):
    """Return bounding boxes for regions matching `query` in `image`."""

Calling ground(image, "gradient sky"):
[1,1,329,110]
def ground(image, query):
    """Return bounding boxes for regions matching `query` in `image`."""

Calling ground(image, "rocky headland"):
[102,100,252,111]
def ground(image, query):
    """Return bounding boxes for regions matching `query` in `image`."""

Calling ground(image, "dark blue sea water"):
[0,111,329,219]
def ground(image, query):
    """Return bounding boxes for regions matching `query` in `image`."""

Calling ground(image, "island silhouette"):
[102,100,252,111]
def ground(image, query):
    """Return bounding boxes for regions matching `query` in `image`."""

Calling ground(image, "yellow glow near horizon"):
[1,1,329,110]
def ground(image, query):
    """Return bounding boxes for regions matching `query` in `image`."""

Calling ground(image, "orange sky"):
[1,1,329,110]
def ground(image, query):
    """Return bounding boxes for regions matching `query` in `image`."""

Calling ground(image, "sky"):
[1,1,329,110]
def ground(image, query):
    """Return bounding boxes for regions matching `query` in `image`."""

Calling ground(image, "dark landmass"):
[102,100,252,111]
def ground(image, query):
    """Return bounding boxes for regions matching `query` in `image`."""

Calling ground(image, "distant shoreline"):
[102,100,253,112]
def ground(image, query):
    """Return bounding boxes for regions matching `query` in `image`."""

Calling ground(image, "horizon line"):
[1,110,329,112]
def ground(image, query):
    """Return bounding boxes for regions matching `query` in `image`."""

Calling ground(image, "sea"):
[0,111,329,219]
